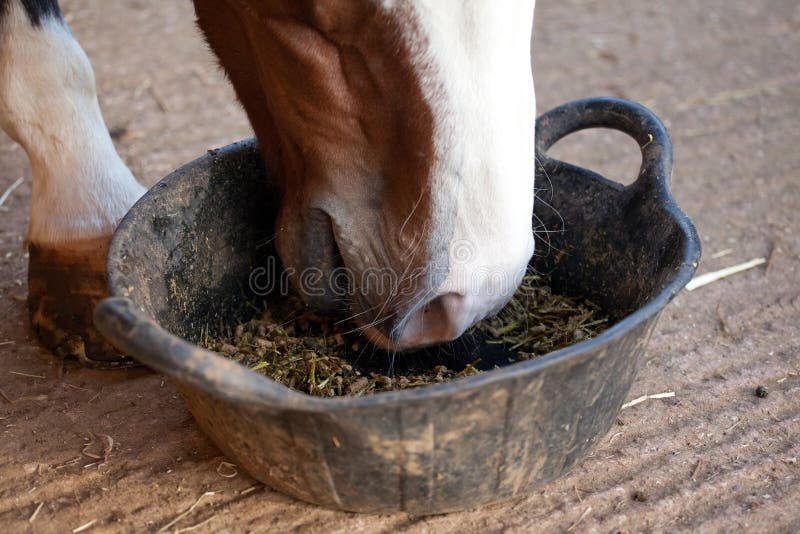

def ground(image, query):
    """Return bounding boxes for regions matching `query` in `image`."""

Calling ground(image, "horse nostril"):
[396,292,474,349]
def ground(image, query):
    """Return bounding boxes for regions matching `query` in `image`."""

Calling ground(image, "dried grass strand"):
[686,258,766,291]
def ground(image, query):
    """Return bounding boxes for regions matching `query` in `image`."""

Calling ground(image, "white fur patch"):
[0,1,145,245]
[396,0,538,330]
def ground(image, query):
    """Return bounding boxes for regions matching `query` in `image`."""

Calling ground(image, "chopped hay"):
[205,274,610,397]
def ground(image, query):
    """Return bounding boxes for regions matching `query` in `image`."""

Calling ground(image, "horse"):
[0,0,537,366]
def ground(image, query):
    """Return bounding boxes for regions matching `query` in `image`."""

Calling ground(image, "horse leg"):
[0,0,145,367]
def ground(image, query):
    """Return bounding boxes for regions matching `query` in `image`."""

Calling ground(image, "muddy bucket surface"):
[95,98,700,514]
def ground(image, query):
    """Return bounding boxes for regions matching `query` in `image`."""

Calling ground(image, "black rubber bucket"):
[95,98,700,514]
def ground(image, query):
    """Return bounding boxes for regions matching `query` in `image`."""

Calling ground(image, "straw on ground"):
[157,491,217,533]
[686,258,766,291]
[0,177,23,209]
[621,391,676,409]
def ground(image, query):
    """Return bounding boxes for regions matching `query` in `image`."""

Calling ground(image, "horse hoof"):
[27,237,138,369]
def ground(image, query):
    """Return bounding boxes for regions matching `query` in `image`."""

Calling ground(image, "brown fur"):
[194,0,447,340]
[27,236,129,367]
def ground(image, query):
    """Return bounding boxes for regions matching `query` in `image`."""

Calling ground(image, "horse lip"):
[362,324,404,351]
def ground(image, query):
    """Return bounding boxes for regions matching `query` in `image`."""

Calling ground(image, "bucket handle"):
[535,97,673,193]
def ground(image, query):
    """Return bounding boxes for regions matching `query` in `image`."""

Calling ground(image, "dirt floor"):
[1,0,798,532]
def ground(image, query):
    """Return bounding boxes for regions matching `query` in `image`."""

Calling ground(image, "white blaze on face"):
[399,0,537,339]
[0,1,144,245]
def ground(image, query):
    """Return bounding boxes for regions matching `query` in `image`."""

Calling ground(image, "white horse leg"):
[0,0,145,366]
